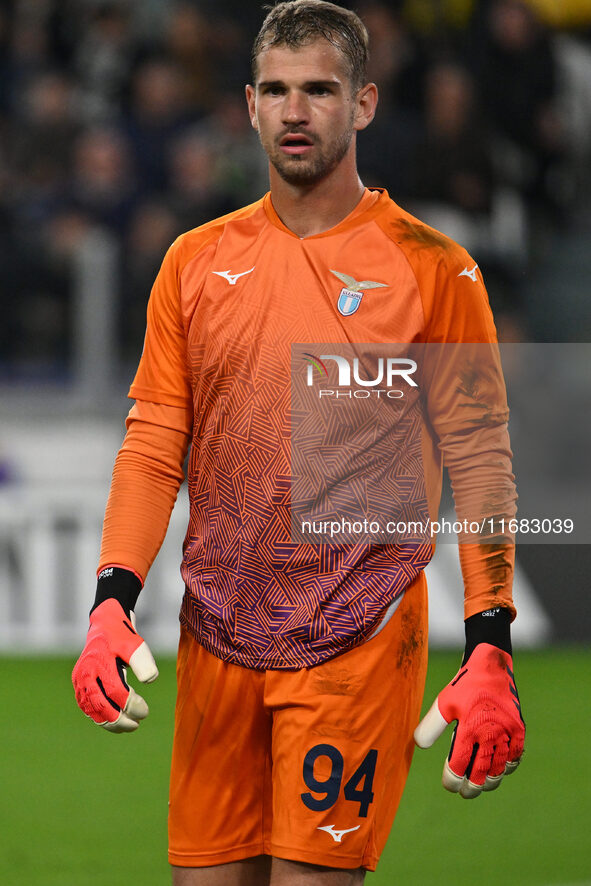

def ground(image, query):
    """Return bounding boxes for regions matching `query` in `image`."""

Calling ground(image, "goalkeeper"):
[72,2,525,884]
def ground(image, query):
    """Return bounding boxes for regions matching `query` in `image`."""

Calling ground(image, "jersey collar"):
[263,187,389,240]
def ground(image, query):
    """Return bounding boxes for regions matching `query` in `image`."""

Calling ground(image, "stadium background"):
[0,0,589,883]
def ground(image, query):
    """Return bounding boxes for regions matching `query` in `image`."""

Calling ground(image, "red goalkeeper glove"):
[414,608,525,798]
[72,568,158,733]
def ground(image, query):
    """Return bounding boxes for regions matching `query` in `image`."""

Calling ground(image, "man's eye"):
[309,86,329,96]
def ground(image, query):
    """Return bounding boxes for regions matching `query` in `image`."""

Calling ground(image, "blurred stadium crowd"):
[1,0,591,381]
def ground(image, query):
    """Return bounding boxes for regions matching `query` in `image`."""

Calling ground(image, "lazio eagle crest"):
[330,270,387,316]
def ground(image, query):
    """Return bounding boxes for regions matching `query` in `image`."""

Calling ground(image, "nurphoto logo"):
[303,352,418,400]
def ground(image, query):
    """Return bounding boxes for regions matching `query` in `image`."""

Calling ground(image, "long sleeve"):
[99,399,192,581]
[441,420,517,619]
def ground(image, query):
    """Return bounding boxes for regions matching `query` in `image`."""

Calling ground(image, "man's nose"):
[282,90,310,125]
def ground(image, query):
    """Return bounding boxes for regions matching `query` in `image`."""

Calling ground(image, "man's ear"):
[245,84,258,129]
[354,82,378,132]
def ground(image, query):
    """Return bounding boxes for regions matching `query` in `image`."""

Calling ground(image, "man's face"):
[246,39,359,186]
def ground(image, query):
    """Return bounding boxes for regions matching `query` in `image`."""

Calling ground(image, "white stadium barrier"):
[0,480,189,652]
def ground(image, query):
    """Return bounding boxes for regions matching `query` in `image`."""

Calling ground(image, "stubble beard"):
[265,125,355,186]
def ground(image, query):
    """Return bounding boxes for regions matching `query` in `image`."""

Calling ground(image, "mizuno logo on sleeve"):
[457,264,478,282]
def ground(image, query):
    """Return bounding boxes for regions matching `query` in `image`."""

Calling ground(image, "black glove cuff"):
[91,567,142,617]
[463,607,512,664]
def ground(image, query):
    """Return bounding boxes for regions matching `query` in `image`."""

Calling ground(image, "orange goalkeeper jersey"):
[125,188,515,669]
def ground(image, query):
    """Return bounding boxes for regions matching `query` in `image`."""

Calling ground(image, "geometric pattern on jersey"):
[130,188,508,668]
[180,335,432,669]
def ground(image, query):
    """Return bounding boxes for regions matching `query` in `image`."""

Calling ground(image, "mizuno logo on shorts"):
[317,824,361,843]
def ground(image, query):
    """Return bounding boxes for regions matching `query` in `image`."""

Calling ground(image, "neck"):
[268,151,365,238]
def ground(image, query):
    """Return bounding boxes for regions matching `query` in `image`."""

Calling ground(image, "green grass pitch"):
[1,649,590,885]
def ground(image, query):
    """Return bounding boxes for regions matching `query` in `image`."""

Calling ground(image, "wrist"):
[463,607,512,664]
[91,566,142,617]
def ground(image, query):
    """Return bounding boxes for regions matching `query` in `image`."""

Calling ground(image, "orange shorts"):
[168,573,428,872]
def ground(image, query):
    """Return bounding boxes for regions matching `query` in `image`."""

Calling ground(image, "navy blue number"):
[301,744,344,811]
[301,744,378,817]
[343,748,378,817]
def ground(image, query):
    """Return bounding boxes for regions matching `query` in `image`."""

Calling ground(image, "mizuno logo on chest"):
[211,267,255,285]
